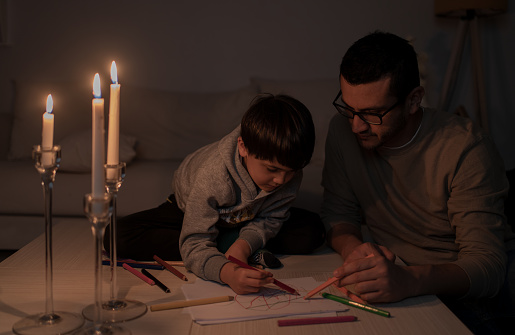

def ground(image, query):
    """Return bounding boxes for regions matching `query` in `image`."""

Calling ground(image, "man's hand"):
[220,262,274,294]
[344,242,396,263]
[334,251,417,303]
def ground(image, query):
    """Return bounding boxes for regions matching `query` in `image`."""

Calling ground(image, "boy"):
[108,94,325,294]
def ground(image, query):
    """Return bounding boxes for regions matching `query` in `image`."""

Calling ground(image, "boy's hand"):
[220,262,274,295]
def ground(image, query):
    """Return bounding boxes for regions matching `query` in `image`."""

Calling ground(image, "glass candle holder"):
[82,162,147,323]
[77,193,130,335]
[12,145,84,335]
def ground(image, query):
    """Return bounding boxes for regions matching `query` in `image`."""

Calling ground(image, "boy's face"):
[237,137,295,192]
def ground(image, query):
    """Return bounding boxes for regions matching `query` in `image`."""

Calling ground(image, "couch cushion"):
[9,80,92,161]
[0,159,181,217]
[9,80,259,161]
[120,85,257,160]
[58,129,137,172]
[251,77,339,165]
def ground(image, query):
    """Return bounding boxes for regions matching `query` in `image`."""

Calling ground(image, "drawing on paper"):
[234,285,310,311]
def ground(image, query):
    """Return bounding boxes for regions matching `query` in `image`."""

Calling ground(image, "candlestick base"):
[12,312,86,335]
[12,145,84,335]
[82,163,147,323]
[82,298,147,324]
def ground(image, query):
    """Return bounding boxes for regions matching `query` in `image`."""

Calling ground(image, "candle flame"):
[93,73,101,98]
[46,94,53,114]
[111,61,118,84]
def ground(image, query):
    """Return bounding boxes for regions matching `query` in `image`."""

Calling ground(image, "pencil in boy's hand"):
[153,255,188,281]
[227,255,298,295]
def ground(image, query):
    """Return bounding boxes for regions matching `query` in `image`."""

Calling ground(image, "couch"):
[0,77,339,250]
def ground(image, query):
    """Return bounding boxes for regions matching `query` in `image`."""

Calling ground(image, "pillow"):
[250,77,339,164]
[58,129,137,173]
[119,84,258,160]
[9,80,93,160]
[9,80,258,161]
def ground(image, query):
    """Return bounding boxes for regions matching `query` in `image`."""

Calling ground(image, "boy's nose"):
[274,172,287,185]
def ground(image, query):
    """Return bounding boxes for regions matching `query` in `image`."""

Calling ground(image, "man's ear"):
[237,136,248,158]
[407,86,425,115]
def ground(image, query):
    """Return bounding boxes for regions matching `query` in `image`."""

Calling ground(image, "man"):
[321,31,515,334]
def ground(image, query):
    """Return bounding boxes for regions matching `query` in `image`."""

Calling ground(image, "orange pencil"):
[153,255,188,281]
[305,254,374,299]
[304,276,339,299]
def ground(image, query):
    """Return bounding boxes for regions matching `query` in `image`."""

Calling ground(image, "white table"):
[0,219,472,334]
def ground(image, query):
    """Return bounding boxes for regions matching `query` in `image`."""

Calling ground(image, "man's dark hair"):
[340,31,420,99]
[240,94,315,171]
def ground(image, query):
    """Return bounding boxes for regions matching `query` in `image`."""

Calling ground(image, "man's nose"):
[351,116,370,133]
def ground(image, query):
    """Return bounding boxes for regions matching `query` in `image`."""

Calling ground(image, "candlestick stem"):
[77,194,130,335]
[82,163,147,323]
[12,145,84,335]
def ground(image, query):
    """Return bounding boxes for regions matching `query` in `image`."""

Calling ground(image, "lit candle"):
[107,61,120,178]
[92,73,105,199]
[41,94,54,165]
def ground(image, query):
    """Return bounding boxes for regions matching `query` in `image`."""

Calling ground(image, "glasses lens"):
[359,114,381,125]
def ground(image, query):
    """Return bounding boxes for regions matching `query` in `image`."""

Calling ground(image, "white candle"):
[92,73,105,199]
[107,61,120,176]
[41,94,54,165]
[42,94,54,148]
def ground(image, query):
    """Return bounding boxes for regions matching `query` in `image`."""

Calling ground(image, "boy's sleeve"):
[238,172,301,253]
[178,171,234,284]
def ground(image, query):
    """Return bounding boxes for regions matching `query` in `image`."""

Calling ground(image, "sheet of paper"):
[181,276,348,325]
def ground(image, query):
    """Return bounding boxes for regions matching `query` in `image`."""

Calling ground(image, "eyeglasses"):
[332,91,400,125]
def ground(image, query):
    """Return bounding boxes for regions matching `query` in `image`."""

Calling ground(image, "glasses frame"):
[332,90,400,125]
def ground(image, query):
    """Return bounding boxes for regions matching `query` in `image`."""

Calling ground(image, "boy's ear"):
[237,136,248,158]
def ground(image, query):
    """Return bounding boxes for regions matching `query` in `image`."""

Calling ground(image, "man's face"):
[339,76,408,150]
[237,137,295,192]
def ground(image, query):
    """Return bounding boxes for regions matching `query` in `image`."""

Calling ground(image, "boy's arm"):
[238,172,302,252]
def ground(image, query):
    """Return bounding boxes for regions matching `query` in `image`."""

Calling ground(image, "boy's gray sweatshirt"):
[174,126,302,283]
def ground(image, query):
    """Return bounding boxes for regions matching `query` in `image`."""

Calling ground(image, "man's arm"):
[328,223,470,302]
[326,223,363,260]
[335,254,470,303]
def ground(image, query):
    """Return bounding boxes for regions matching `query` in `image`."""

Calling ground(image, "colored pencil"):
[153,255,188,281]
[304,276,339,299]
[227,256,298,295]
[102,260,164,270]
[122,263,155,286]
[277,315,357,327]
[141,269,170,293]
[322,293,390,318]
[150,296,234,312]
